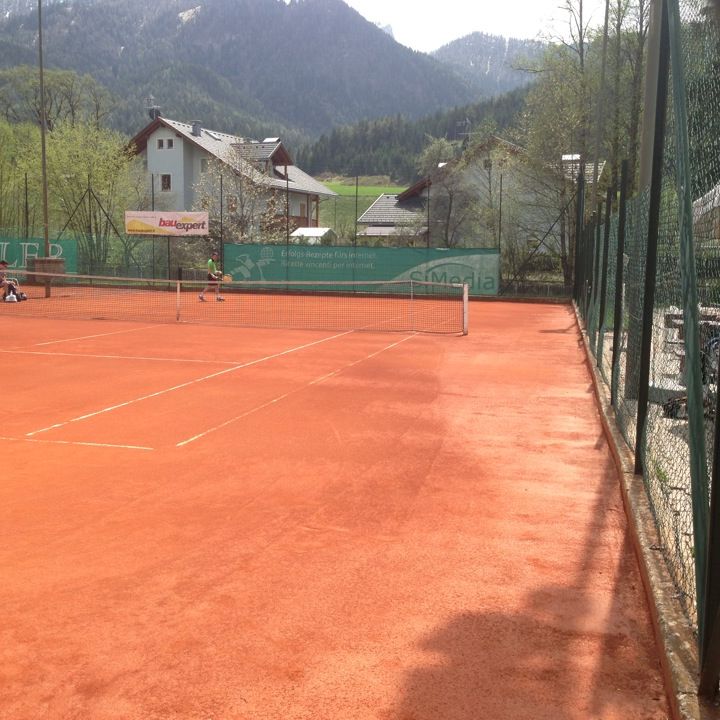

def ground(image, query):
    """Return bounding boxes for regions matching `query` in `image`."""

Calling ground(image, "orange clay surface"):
[1,302,669,719]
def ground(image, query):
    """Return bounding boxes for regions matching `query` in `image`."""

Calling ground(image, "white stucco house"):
[129,115,336,228]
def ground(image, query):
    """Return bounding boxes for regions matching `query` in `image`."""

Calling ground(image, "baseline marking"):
[176,334,415,447]
[26,330,354,438]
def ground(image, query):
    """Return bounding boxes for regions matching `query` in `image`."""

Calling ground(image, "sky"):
[342,0,609,53]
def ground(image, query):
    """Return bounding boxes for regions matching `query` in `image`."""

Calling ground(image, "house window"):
[200,158,208,173]
[166,138,174,149]
[157,139,164,150]
[160,174,172,192]
[300,202,307,219]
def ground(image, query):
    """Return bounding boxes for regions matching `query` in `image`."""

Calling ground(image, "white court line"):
[26,330,354,438]
[176,334,415,447]
[0,435,153,451]
[33,325,154,347]
[1,348,238,366]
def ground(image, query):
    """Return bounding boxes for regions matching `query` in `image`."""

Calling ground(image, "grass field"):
[318,177,405,241]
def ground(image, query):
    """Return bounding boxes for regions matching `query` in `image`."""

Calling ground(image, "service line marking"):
[26,330,354,438]
[32,325,155,348]
[0,435,153,451]
[176,334,415,447]
[1,348,238,366]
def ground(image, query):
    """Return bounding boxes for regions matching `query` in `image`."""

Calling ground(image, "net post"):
[176,280,181,321]
[462,283,469,335]
[410,278,415,332]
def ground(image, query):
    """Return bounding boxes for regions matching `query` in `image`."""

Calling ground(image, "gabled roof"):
[357,193,425,226]
[128,117,335,198]
[397,136,525,202]
[398,178,431,202]
[281,164,338,198]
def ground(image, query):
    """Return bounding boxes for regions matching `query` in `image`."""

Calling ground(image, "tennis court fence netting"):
[1,271,469,335]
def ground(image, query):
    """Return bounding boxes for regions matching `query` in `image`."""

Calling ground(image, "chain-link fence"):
[575,0,720,697]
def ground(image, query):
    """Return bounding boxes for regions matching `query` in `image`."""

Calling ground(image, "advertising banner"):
[125,211,209,236]
[223,244,499,296]
[0,237,77,272]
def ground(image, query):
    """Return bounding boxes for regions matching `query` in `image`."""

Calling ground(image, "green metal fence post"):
[597,187,613,368]
[573,173,585,304]
[589,204,604,354]
[583,213,597,322]
[634,0,669,476]
[611,160,629,405]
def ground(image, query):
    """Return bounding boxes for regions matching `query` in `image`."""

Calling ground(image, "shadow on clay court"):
[391,453,668,720]
[538,324,577,334]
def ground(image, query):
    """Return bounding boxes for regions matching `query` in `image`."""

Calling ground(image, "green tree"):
[15,121,140,272]
[0,66,114,130]
[0,120,39,234]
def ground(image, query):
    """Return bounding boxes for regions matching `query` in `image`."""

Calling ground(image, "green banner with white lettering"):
[223,244,498,296]
[0,237,78,272]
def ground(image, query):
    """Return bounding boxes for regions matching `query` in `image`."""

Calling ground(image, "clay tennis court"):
[1,301,670,719]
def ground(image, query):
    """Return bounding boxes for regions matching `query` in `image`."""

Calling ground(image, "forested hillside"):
[0,0,480,139]
[296,87,528,183]
[0,0,546,183]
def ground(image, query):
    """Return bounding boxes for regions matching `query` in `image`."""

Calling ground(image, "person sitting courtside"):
[0,260,25,301]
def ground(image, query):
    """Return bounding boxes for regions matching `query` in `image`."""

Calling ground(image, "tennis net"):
[2,272,469,335]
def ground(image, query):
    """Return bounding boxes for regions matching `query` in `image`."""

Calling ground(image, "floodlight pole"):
[426,179,431,248]
[498,170,503,286]
[38,0,50,261]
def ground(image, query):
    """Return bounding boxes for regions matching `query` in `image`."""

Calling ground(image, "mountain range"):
[0,0,544,145]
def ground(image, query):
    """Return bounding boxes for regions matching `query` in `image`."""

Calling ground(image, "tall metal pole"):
[38,0,50,295]
[220,173,224,271]
[24,172,29,239]
[573,173,586,304]
[592,0,611,192]
[611,160,629,405]
[634,0,670,476]
[596,186,613,365]
[426,179,431,249]
[498,172,503,286]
